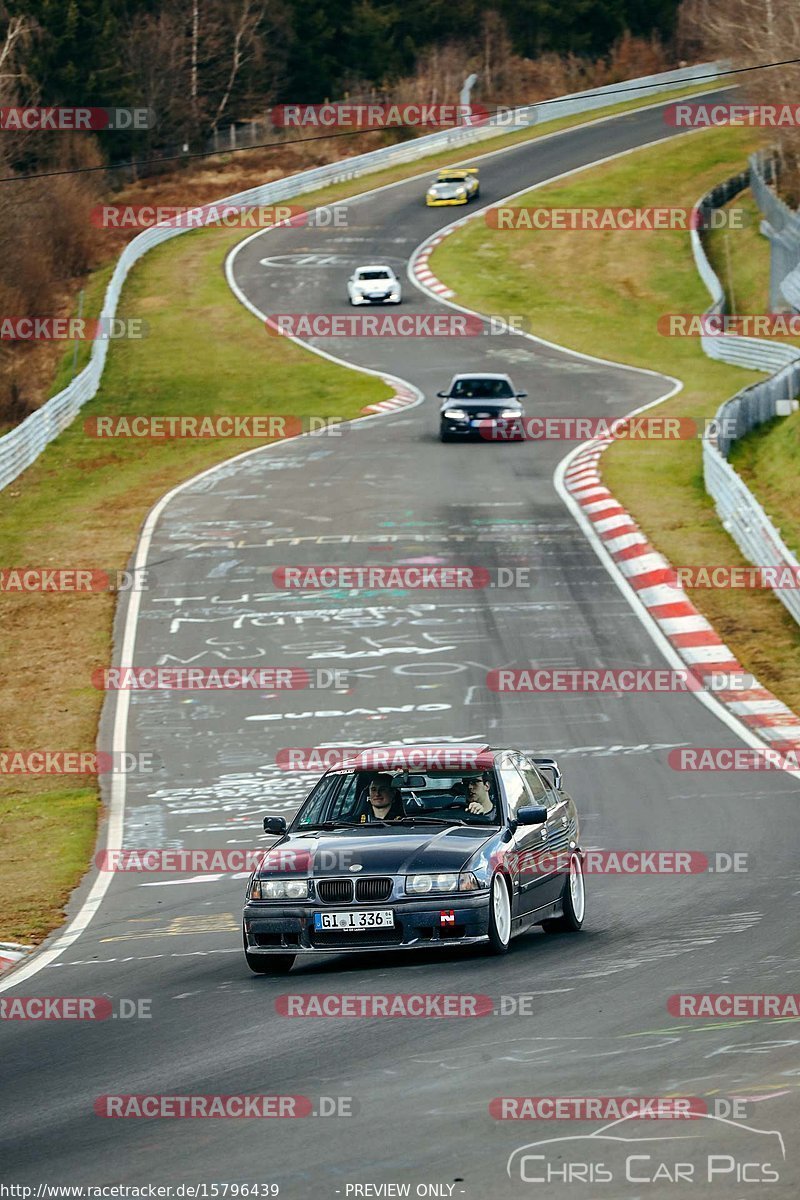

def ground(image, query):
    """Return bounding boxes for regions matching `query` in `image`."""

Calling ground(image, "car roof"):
[329,744,498,773]
[355,264,394,272]
[449,372,513,383]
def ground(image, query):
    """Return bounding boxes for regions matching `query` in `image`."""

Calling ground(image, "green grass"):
[705,190,772,317]
[0,75,730,947]
[430,123,800,714]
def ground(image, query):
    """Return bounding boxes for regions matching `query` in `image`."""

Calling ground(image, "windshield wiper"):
[392,816,468,826]
[299,820,390,830]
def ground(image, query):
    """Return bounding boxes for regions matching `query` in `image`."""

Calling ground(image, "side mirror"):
[263,816,287,835]
[516,805,548,826]
[516,391,528,399]
[436,391,447,399]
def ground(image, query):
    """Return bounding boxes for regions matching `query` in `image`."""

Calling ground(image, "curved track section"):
[2,93,798,1198]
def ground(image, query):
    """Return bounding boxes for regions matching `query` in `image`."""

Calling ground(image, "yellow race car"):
[425,167,480,206]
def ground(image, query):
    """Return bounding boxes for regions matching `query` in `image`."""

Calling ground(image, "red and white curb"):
[565,439,800,749]
[411,230,459,298]
[361,383,419,415]
[0,942,33,974]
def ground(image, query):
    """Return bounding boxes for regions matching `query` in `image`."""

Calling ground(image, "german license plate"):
[313,910,394,931]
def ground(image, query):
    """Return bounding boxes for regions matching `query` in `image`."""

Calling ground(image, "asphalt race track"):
[2,92,799,1198]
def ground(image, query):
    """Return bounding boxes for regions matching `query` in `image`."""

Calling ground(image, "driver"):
[464,772,495,816]
[363,773,405,822]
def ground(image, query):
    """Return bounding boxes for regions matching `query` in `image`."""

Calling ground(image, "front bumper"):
[243,895,491,954]
[441,416,526,441]
[426,195,469,206]
[350,294,401,305]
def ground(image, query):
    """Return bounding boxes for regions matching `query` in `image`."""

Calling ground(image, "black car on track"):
[242,744,585,974]
[438,373,527,442]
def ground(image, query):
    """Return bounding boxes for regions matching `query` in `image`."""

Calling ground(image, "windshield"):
[295,769,501,830]
[357,269,391,280]
[449,377,514,400]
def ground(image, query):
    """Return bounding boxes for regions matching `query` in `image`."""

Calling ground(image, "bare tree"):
[678,0,800,197]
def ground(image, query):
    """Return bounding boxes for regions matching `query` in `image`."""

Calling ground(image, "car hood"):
[258,826,495,877]
[441,399,519,412]
[428,183,466,198]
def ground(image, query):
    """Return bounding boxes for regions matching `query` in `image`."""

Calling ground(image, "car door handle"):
[540,828,547,839]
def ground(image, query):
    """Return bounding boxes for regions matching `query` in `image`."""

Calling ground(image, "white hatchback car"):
[347,264,402,305]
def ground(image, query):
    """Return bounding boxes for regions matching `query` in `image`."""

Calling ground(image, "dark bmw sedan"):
[242,744,585,974]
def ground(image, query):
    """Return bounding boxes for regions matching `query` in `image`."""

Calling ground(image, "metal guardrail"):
[0,62,720,492]
[695,169,800,624]
[748,150,800,310]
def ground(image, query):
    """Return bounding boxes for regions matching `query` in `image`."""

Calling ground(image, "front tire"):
[542,851,585,933]
[439,424,452,443]
[487,873,512,954]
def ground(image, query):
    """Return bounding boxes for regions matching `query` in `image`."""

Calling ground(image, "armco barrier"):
[694,171,800,625]
[0,63,720,492]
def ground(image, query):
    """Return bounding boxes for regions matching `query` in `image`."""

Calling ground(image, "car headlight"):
[443,408,468,419]
[405,872,481,895]
[499,409,522,418]
[248,878,309,900]
[455,188,467,197]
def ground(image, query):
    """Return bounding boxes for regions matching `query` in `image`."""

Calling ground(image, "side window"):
[519,762,549,805]
[497,762,529,820]
[327,774,366,822]
[296,774,344,826]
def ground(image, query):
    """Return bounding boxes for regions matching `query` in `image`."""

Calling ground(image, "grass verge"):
[430,124,800,714]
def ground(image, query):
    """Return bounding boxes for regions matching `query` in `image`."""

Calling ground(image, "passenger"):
[364,773,405,822]
[464,772,494,816]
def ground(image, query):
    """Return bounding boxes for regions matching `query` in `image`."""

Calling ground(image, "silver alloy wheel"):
[492,874,511,945]
[569,853,585,924]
